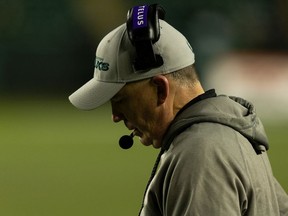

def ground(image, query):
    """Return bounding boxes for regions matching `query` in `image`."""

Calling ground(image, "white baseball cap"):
[69,20,195,110]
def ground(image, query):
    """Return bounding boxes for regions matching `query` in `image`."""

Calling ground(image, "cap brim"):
[69,78,125,110]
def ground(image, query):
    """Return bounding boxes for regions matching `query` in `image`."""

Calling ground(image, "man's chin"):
[139,137,152,147]
[139,137,161,149]
[138,133,162,149]
[152,142,162,149]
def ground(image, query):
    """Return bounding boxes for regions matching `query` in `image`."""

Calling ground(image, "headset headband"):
[126,4,165,71]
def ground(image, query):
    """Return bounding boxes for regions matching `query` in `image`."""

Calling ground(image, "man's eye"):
[111,97,124,104]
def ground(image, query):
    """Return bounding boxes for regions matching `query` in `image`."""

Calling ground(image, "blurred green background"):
[1,0,287,215]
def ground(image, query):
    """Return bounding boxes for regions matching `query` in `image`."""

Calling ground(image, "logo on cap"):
[95,57,109,71]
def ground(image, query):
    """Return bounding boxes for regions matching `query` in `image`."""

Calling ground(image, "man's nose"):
[112,113,123,123]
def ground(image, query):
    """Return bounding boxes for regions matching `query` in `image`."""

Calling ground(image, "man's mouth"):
[132,128,142,137]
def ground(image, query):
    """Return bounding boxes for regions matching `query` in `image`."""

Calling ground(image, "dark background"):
[1,0,287,95]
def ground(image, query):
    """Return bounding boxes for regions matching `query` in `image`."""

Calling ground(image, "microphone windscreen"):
[119,135,134,149]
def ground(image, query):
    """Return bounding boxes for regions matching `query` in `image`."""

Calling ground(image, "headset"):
[126,4,165,71]
[119,4,165,149]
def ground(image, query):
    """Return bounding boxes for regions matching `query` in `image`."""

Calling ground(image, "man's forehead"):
[111,78,149,101]
[111,84,128,101]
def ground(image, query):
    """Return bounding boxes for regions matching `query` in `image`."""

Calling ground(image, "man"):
[69,4,288,216]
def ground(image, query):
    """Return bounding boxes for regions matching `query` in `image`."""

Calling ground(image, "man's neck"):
[173,82,205,116]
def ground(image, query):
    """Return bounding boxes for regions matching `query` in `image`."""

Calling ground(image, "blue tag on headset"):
[127,4,165,71]
[132,5,148,29]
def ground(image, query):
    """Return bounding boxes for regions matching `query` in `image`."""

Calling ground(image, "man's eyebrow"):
[111,94,124,102]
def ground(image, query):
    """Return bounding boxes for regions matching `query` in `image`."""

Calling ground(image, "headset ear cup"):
[126,4,165,71]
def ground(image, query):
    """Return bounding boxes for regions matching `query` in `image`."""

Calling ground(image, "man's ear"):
[151,75,169,105]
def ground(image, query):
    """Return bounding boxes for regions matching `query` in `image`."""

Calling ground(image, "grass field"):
[1,96,287,216]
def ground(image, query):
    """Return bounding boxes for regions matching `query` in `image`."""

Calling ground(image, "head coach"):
[69,4,288,216]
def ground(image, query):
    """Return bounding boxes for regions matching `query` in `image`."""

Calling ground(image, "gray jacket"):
[140,93,288,216]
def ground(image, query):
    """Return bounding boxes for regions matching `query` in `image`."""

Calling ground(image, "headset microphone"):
[119,131,135,149]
